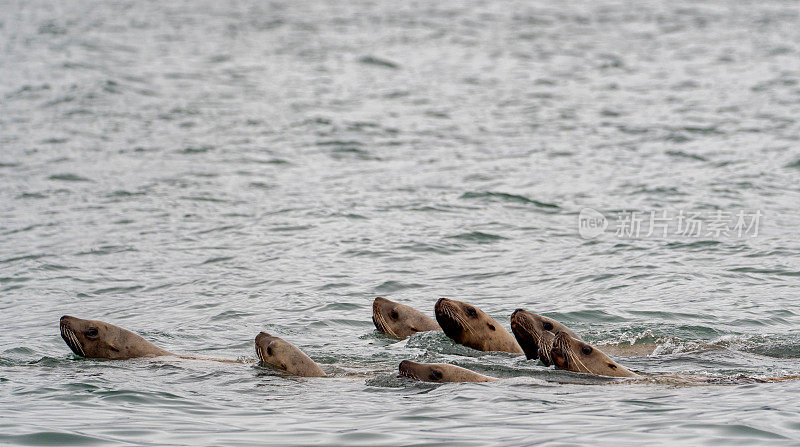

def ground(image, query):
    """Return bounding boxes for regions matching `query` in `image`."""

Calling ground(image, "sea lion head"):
[398,360,449,382]
[510,309,580,362]
[372,297,440,339]
[59,315,169,360]
[550,331,637,378]
[398,360,496,383]
[254,332,326,377]
[434,298,523,353]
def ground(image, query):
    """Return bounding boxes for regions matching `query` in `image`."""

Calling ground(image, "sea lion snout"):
[398,359,414,374]
[398,360,425,380]
[255,331,273,344]
[398,360,422,380]
[60,315,74,328]
[59,315,85,357]
[433,298,458,321]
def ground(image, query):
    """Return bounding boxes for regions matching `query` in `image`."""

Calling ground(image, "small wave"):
[729,267,800,277]
[0,432,107,446]
[200,256,234,265]
[210,310,255,321]
[1,254,47,264]
[16,192,47,199]
[395,242,457,255]
[82,285,144,296]
[665,150,708,161]
[460,191,559,209]
[446,231,508,242]
[374,281,427,293]
[358,55,400,69]
[179,146,214,154]
[49,173,92,182]
[316,282,353,291]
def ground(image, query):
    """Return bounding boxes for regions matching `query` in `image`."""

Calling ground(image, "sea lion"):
[398,360,498,383]
[550,331,637,378]
[434,298,523,354]
[510,308,656,358]
[254,331,326,377]
[510,308,581,363]
[60,315,173,360]
[372,297,441,339]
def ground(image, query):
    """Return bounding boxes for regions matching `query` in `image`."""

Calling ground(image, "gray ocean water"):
[2,0,800,445]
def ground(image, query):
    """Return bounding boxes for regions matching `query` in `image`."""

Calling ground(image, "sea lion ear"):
[108,344,120,352]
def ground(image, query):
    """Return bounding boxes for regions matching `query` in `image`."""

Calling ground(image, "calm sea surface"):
[2,0,800,445]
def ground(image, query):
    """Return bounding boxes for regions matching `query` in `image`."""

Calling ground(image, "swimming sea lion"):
[550,331,637,378]
[398,360,498,383]
[434,298,523,354]
[372,297,441,339]
[510,309,580,363]
[60,315,173,360]
[254,331,326,377]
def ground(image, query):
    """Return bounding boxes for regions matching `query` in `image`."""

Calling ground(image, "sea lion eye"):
[487,324,496,331]
[581,345,593,355]
[86,327,98,338]
[430,370,443,381]
[466,307,477,318]
[608,364,617,369]
[542,321,553,331]
[266,346,273,356]
[390,310,399,320]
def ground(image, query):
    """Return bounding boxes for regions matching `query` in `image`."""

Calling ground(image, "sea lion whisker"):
[68,329,84,357]
[383,315,399,339]
[570,350,591,374]
[257,346,270,365]
[71,331,83,356]
[373,313,384,332]
[66,329,75,349]
[378,313,398,338]
[453,313,477,338]
[518,319,542,344]
[559,337,591,374]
